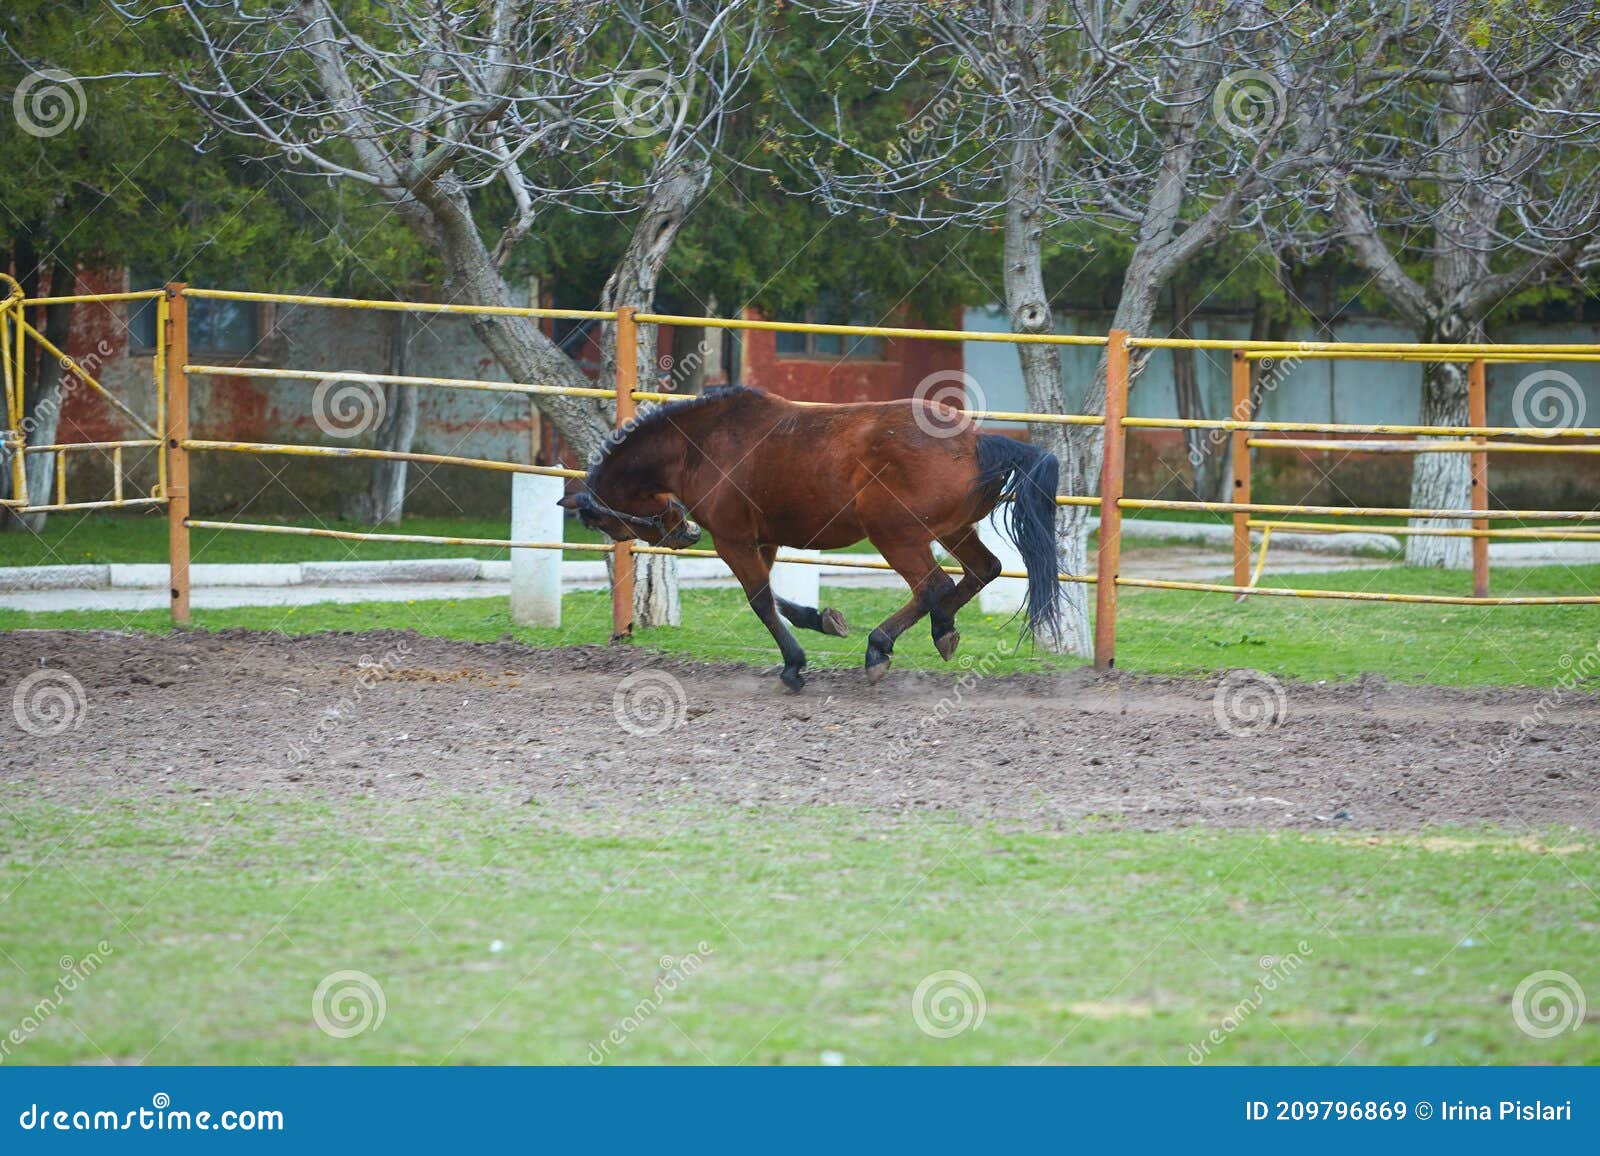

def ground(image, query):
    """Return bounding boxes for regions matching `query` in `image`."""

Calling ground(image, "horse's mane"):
[586,385,762,482]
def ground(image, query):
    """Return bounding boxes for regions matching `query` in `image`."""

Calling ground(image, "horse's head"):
[558,488,703,550]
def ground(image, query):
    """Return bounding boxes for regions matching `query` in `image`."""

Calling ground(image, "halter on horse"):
[561,386,1061,692]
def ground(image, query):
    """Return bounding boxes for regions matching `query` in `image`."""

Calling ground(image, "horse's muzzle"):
[664,521,702,549]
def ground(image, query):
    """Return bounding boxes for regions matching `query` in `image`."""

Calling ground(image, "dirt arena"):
[5,629,1597,832]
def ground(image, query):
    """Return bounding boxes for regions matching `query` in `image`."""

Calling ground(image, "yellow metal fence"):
[4,280,1598,669]
[1,273,166,514]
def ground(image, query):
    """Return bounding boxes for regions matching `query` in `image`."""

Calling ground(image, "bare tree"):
[771,0,1345,654]
[1314,5,1600,566]
[124,0,766,625]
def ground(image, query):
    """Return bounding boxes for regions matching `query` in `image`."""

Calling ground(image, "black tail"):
[975,433,1062,645]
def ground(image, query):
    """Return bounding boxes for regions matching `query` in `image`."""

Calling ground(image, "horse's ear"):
[557,493,580,510]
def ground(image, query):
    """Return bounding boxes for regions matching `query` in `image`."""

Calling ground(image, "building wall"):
[740,307,964,403]
[39,276,965,519]
[963,306,1600,508]
[37,278,1594,520]
[49,270,544,518]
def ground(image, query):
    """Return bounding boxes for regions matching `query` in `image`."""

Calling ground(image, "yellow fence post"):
[1468,358,1489,598]
[2,300,23,506]
[164,283,191,626]
[10,299,27,507]
[1095,329,1130,670]
[610,305,637,643]
[1231,350,1252,599]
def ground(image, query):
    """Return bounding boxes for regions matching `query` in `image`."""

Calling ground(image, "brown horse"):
[560,386,1061,691]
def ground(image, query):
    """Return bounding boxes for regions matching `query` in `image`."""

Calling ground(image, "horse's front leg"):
[720,543,809,692]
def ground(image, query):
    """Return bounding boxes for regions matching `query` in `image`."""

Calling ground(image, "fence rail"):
[4,279,1599,668]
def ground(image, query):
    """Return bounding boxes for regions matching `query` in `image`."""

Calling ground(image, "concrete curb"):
[299,559,483,585]
[6,519,1596,593]
[0,564,109,591]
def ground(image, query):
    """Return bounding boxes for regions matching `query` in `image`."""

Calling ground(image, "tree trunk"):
[16,260,75,533]
[344,311,418,525]
[1407,60,1485,569]
[1000,113,1086,654]
[598,161,711,629]
[1406,353,1474,568]
[408,164,710,630]
[1044,9,1223,654]
[416,177,612,463]
[1052,253,1170,652]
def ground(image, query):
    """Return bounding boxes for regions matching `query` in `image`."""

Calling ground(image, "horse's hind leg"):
[722,543,809,692]
[778,598,850,637]
[863,540,957,685]
[929,527,1004,660]
[760,546,849,637]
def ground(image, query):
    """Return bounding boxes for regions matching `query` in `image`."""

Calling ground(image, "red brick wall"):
[741,307,963,403]
[59,267,136,444]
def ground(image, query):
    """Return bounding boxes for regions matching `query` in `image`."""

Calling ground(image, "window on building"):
[773,295,883,360]
[128,274,260,355]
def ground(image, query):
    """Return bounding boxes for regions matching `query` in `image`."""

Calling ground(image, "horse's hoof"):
[780,667,806,693]
[820,608,850,637]
[865,657,891,686]
[935,630,961,661]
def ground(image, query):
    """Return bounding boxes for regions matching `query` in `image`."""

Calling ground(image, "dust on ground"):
[3,629,1595,832]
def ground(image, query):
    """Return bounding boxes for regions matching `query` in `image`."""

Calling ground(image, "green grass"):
[0,511,617,566]
[1,797,1593,1065]
[0,512,878,568]
[3,562,1598,689]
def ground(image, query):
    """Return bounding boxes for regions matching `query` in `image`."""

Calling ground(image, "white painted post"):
[769,547,820,609]
[978,508,1026,615]
[511,471,563,627]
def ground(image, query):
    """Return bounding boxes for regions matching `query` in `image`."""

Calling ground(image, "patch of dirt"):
[3,629,1597,832]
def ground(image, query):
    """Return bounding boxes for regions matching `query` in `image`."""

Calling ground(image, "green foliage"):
[0,0,430,292]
